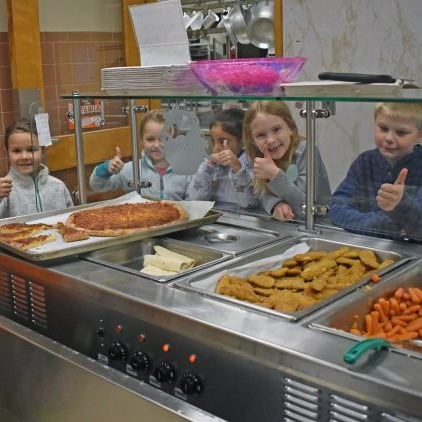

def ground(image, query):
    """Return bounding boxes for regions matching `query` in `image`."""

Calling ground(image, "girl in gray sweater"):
[0,120,73,218]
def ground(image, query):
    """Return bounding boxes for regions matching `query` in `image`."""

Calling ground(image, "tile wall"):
[40,31,127,136]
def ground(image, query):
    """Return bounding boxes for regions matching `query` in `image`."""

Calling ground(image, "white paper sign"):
[34,113,52,147]
[129,0,191,66]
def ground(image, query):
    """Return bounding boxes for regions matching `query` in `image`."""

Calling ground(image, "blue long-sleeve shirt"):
[329,145,422,241]
[89,153,191,201]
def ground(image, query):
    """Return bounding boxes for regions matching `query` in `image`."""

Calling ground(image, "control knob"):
[130,351,151,372]
[108,342,128,361]
[180,372,204,395]
[153,361,176,383]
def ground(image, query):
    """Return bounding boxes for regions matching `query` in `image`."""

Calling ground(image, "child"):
[89,110,191,201]
[242,101,331,221]
[189,108,255,207]
[329,102,422,241]
[0,119,74,218]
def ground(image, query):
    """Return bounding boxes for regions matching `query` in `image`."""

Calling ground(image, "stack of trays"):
[101,64,208,95]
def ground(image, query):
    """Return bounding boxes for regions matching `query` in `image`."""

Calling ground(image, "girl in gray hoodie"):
[0,119,73,218]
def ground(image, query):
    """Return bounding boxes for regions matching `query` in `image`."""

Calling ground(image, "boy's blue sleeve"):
[94,160,111,178]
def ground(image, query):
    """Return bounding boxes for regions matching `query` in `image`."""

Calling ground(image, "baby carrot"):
[371,273,381,283]
[394,287,404,299]
[389,297,400,313]
[386,324,401,338]
[404,304,420,315]
[408,287,421,304]
[391,317,407,327]
[384,321,393,332]
[365,314,373,335]
[378,297,390,315]
[394,313,418,322]
[374,303,387,322]
[371,310,380,334]
[405,317,422,333]
[350,328,362,336]
[414,287,422,301]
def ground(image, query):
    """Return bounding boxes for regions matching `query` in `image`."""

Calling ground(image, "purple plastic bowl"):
[189,57,307,95]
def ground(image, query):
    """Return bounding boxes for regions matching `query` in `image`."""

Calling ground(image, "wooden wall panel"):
[7,0,44,99]
[45,126,132,171]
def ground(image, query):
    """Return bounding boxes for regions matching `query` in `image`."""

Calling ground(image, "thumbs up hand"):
[108,147,125,174]
[253,142,280,181]
[376,168,408,211]
[0,175,12,198]
[217,139,241,173]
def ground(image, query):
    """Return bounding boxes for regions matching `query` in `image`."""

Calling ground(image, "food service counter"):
[1,211,422,421]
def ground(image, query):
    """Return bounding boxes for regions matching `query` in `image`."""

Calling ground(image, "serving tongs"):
[318,72,419,88]
[344,337,422,364]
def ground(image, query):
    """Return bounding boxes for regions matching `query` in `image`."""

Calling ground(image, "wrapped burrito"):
[141,246,195,273]
[140,264,178,276]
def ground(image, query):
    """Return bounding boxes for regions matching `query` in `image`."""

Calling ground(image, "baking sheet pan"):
[174,236,408,321]
[0,193,221,262]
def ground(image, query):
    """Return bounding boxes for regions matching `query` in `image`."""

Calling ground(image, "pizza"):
[0,222,54,235]
[7,234,57,250]
[57,222,90,243]
[65,201,189,237]
[0,223,57,250]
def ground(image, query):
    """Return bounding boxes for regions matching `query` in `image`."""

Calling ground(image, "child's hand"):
[272,202,295,220]
[108,147,125,174]
[253,142,280,181]
[217,140,241,173]
[377,168,408,211]
[0,175,12,198]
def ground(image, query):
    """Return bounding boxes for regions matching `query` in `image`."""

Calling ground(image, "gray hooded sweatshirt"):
[0,164,74,218]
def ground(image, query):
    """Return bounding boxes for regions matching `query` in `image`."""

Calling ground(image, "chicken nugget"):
[267,267,289,277]
[254,287,276,297]
[342,250,359,259]
[293,250,327,263]
[343,260,367,284]
[275,277,307,290]
[286,268,303,276]
[301,259,337,281]
[282,259,299,268]
[358,249,380,269]
[247,274,275,289]
[378,258,394,270]
[216,274,248,292]
[310,278,327,292]
[271,291,300,312]
[336,256,359,267]
[325,246,351,260]
[217,284,260,303]
[296,294,317,310]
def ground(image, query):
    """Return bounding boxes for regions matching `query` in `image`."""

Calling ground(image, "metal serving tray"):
[174,235,407,321]
[309,258,422,358]
[82,237,230,283]
[0,203,222,262]
[167,222,284,255]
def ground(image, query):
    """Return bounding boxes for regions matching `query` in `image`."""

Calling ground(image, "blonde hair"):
[243,101,302,196]
[374,103,422,131]
[139,110,164,139]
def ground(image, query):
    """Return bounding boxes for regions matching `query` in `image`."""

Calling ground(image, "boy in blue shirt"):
[329,102,422,241]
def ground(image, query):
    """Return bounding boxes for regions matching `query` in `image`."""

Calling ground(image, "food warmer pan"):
[309,258,422,359]
[167,222,284,255]
[173,236,408,321]
[82,237,231,283]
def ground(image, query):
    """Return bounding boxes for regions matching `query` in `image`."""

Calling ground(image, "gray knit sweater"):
[0,165,74,218]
